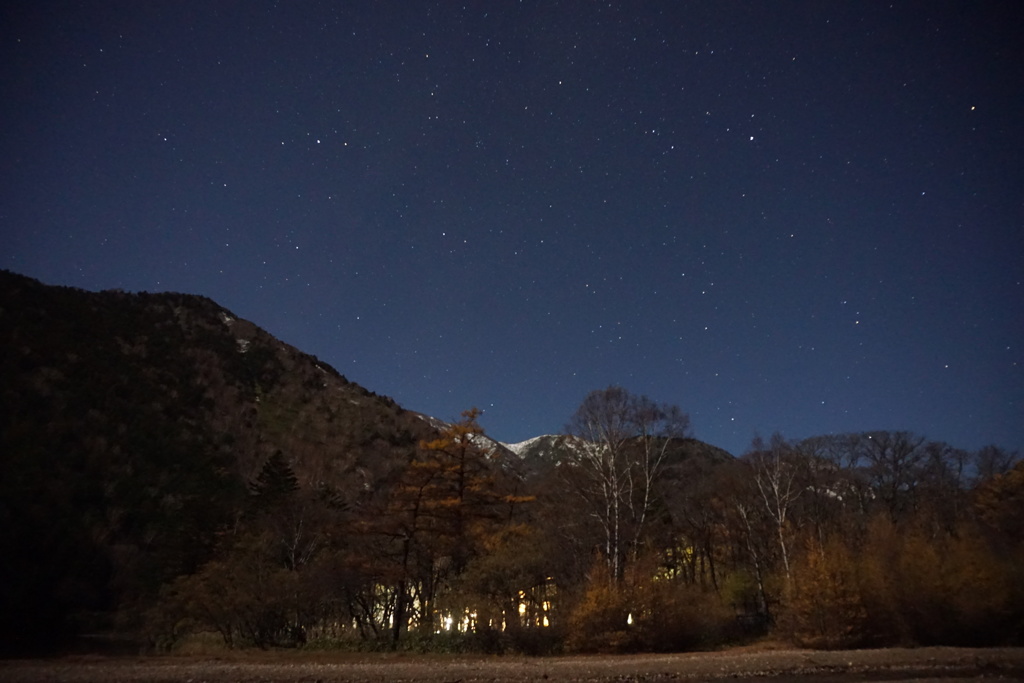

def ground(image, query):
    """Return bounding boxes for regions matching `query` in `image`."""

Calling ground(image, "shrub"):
[631,578,733,651]
[779,536,868,649]
[565,560,732,653]
[564,569,633,653]
[779,516,1022,649]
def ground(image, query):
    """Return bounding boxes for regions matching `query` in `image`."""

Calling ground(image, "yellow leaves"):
[565,555,732,653]
[974,460,1024,541]
[783,535,868,648]
[504,493,537,506]
[565,561,631,653]
[420,437,454,452]
[432,497,462,509]
[779,514,1023,648]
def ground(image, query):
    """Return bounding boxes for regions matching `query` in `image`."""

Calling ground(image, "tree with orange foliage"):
[366,409,530,646]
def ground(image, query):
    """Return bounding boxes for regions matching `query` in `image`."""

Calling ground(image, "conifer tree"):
[250,451,299,507]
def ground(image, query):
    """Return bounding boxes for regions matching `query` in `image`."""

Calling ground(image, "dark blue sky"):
[4,2,1022,455]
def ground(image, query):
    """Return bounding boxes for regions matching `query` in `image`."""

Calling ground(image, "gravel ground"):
[2,646,1023,682]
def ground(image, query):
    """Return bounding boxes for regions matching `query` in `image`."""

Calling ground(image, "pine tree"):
[250,451,299,507]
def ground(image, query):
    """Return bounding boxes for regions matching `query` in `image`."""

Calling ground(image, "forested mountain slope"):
[0,270,437,652]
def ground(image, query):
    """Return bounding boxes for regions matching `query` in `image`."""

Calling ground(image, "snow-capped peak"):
[501,435,550,456]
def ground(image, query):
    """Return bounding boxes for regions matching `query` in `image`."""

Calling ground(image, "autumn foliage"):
[777,462,1024,648]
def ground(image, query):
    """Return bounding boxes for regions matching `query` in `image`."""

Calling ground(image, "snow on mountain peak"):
[501,435,552,456]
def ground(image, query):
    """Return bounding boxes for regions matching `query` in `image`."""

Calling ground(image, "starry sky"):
[3,2,1022,456]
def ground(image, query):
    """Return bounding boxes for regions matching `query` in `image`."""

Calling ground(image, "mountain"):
[503,433,733,467]
[0,270,438,652]
[0,270,737,654]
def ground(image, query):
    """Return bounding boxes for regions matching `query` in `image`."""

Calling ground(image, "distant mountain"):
[502,433,734,466]
[497,433,735,503]
[500,434,578,476]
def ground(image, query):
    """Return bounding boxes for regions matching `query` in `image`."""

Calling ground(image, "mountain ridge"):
[0,269,442,650]
[0,269,735,652]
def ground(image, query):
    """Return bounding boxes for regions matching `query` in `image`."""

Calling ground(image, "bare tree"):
[745,433,804,584]
[858,431,927,521]
[564,386,691,581]
[973,444,1021,484]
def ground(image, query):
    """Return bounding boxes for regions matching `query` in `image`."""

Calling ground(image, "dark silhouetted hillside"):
[0,270,437,653]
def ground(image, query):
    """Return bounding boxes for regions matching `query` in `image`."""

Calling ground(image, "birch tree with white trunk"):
[745,433,804,585]
[565,386,691,581]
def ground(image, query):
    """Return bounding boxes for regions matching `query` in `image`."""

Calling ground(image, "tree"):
[917,441,971,532]
[564,386,691,581]
[453,523,555,650]
[744,434,805,585]
[656,454,726,590]
[150,450,346,650]
[781,534,868,648]
[362,409,527,647]
[717,460,776,621]
[858,431,927,521]
[974,459,1024,544]
[250,451,299,505]
[973,445,1021,484]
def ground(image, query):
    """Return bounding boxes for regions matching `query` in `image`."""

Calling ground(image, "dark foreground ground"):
[2,646,1023,682]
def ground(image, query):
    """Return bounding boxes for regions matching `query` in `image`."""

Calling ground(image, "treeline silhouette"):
[144,409,1024,654]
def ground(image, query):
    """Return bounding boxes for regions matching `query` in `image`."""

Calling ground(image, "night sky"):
[3,2,1022,456]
